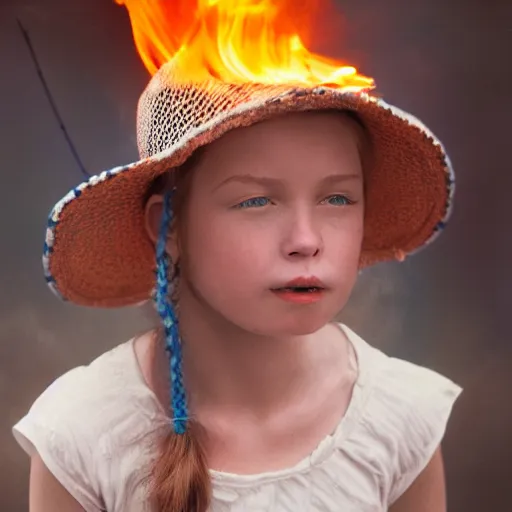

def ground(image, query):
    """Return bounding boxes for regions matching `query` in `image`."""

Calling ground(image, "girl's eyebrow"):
[214,173,361,191]
[321,173,362,185]
[214,174,283,191]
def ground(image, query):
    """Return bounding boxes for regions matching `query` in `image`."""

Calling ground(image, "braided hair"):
[148,179,211,511]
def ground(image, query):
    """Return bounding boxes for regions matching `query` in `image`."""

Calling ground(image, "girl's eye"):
[235,197,271,209]
[324,194,354,206]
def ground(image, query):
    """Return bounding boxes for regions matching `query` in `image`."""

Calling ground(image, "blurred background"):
[1,0,510,509]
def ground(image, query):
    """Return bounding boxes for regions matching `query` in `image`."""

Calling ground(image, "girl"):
[13,2,461,511]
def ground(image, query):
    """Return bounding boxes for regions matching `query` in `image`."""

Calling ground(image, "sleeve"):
[12,368,105,512]
[382,358,463,505]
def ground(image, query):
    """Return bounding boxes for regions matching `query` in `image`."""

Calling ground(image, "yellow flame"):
[115,0,374,91]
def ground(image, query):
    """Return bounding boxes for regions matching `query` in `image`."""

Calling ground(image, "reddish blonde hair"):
[145,151,212,512]
[148,423,211,511]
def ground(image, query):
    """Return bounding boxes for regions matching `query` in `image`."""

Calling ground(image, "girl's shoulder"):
[337,324,462,504]
[15,334,161,428]
[343,322,462,401]
[12,333,163,511]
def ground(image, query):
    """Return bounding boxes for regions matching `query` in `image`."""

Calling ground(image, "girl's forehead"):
[212,110,360,151]
[194,111,364,184]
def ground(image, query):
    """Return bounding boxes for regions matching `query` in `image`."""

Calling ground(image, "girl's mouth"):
[277,286,323,293]
[271,284,326,304]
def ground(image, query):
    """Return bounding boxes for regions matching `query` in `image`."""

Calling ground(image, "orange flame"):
[115,0,374,91]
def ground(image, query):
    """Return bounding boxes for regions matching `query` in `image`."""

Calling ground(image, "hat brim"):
[44,87,454,308]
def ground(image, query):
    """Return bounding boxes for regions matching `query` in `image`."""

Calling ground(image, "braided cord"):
[154,192,188,435]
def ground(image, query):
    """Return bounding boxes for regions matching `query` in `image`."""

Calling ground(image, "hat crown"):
[136,62,298,159]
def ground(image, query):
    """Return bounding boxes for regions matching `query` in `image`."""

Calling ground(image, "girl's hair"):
[145,110,371,512]
[145,149,212,512]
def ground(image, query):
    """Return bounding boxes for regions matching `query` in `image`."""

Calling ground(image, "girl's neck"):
[170,290,351,417]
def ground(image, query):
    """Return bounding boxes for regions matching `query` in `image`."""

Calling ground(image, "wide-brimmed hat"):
[43,60,454,308]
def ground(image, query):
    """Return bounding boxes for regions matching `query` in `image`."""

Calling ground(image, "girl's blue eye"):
[326,194,353,206]
[236,197,271,209]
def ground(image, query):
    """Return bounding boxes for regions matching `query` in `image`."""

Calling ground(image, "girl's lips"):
[271,287,325,304]
[270,276,327,303]
[280,276,326,289]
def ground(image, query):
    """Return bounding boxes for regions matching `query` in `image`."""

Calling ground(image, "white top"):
[13,325,462,512]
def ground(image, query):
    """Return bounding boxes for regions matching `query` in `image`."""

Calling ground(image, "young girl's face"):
[172,111,365,336]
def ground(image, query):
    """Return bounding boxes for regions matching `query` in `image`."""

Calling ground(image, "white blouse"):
[13,324,462,511]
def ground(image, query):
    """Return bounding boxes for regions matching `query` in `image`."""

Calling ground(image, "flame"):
[115,0,374,91]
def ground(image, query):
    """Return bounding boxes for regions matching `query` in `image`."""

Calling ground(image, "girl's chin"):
[252,311,336,337]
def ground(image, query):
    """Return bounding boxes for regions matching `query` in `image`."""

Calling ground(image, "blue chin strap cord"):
[154,192,188,435]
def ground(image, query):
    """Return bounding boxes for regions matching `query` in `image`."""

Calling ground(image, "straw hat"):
[43,61,454,308]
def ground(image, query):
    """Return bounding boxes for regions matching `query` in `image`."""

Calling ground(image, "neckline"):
[127,323,372,487]
[208,323,371,487]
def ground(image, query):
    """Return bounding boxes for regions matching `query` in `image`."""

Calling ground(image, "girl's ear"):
[144,194,180,262]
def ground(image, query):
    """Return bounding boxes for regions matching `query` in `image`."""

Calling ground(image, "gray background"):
[1,0,511,510]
